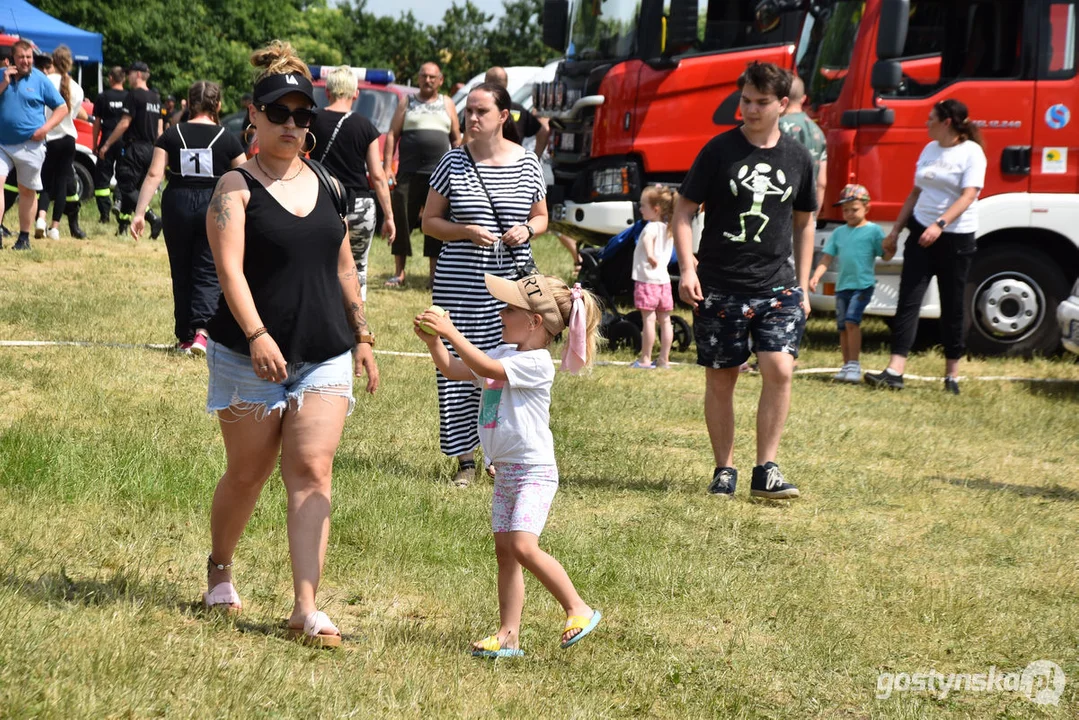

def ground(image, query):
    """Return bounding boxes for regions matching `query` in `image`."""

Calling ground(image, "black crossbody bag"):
[462,146,539,279]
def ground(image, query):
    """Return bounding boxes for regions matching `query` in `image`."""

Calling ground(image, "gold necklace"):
[255,155,303,183]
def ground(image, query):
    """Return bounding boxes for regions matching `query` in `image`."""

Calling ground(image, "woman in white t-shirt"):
[865,99,987,395]
[35,46,87,240]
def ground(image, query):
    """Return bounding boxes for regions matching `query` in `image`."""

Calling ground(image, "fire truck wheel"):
[72,160,94,201]
[965,244,1069,357]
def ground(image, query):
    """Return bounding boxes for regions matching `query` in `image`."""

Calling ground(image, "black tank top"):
[206,168,353,363]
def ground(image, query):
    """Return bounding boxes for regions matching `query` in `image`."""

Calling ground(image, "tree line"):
[31,0,556,110]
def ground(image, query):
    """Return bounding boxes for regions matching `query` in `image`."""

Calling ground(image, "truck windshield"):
[796,0,865,107]
[568,0,639,60]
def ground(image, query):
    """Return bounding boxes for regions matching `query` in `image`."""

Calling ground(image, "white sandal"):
[285,610,341,648]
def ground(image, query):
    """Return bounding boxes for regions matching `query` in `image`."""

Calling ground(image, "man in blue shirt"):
[0,40,68,250]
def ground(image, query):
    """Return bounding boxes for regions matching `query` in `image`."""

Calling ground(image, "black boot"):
[147,209,163,240]
[66,203,87,239]
[13,231,31,250]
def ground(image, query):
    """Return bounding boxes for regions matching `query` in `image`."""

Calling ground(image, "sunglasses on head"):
[258,103,316,128]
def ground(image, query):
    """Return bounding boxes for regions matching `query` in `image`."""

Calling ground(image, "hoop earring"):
[242,126,256,145]
[302,132,316,156]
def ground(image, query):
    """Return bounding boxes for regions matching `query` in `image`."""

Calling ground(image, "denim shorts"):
[206,339,354,419]
[834,286,875,330]
[694,286,806,369]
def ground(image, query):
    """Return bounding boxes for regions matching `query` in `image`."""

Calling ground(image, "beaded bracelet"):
[247,326,269,344]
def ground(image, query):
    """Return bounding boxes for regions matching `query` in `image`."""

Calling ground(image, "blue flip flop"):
[471,635,525,659]
[560,609,602,649]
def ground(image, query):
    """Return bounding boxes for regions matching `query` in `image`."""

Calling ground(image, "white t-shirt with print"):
[631,221,673,284]
[473,345,556,465]
[912,140,987,233]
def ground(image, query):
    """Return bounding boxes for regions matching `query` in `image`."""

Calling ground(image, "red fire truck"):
[534,0,804,244]
[762,0,1079,355]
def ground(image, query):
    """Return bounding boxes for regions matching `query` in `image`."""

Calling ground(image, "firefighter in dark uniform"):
[98,61,162,237]
[92,66,127,223]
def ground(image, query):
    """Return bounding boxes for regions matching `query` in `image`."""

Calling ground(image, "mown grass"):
[0,217,1077,718]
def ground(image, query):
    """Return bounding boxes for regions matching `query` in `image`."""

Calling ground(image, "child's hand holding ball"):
[414,305,450,339]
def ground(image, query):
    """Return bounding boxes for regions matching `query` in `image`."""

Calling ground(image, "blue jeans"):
[206,339,354,419]
[834,286,875,330]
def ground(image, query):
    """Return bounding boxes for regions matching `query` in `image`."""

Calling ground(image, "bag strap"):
[463,145,507,235]
[319,111,351,163]
[302,158,347,219]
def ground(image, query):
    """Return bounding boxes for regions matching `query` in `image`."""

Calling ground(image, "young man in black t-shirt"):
[673,62,816,501]
[92,66,127,222]
[99,61,161,236]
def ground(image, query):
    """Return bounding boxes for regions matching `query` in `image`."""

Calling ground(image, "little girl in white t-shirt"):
[630,185,676,368]
[415,273,604,658]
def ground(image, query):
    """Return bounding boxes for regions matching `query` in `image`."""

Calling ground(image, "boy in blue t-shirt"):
[809,184,895,382]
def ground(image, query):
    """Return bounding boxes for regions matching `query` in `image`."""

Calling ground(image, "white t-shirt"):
[473,345,556,465]
[45,73,84,142]
[912,140,987,233]
[630,221,673,284]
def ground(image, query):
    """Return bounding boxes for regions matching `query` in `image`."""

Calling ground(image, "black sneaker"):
[12,233,30,251]
[708,467,737,497]
[944,377,959,395]
[750,462,800,499]
[864,369,904,390]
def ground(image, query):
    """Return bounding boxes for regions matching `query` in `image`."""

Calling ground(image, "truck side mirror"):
[542,0,569,52]
[877,0,910,60]
[871,59,903,94]
[666,0,699,54]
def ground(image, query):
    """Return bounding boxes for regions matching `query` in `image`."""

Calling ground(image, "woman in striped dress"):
[422,83,547,487]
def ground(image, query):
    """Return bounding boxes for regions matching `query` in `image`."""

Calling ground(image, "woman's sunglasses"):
[258,103,316,128]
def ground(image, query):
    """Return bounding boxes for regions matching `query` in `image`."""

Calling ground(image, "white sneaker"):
[834,363,853,382]
[842,363,863,383]
[46,227,60,240]
[34,217,46,238]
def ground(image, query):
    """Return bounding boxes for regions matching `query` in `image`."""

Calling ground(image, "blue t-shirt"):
[822,222,886,291]
[0,68,66,145]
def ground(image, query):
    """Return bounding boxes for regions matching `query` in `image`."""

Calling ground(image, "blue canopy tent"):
[0,0,102,63]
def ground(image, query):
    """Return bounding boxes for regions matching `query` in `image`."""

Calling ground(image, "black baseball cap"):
[253,73,315,106]
[127,61,149,73]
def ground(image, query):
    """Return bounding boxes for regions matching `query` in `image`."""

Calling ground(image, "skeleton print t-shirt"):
[681,128,816,294]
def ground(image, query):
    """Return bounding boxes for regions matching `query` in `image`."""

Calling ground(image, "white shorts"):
[0,140,46,192]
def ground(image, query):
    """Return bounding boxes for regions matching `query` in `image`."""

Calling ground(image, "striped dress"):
[428,146,546,457]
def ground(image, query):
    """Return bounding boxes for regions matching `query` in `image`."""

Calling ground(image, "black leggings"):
[38,136,76,223]
[890,218,976,360]
[161,186,221,342]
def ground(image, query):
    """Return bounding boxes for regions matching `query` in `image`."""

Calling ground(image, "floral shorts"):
[491,463,559,536]
[694,286,807,369]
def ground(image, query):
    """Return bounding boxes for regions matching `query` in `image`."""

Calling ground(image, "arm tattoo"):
[209,191,231,231]
[348,300,369,338]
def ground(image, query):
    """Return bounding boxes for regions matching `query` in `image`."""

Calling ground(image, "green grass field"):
[1,216,1077,718]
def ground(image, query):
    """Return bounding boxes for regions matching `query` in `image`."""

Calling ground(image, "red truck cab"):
[780,0,1079,355]
[534,0,804,244]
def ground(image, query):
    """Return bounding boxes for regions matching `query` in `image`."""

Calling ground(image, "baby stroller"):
[577,220,693,353]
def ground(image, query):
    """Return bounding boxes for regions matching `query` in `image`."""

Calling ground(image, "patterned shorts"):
[694,286,807,369]
[491,463,559,536]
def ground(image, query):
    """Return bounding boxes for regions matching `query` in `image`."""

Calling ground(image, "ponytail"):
[640,184,676,237]
[52,46,73,110]
[934,99,984,149]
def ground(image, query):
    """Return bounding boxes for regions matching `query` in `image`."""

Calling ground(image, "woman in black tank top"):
[199,42,379,648]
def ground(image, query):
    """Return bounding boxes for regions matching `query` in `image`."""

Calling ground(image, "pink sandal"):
[285,611,342,649]
[202,582,242,616]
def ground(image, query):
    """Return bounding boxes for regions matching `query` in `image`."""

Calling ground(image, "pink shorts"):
[634,281,674,312]
[491,463,559,536]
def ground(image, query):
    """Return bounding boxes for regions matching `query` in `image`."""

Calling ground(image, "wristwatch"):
[935,218,948,230]
[358,332,376,346]
[523,223,536,238]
